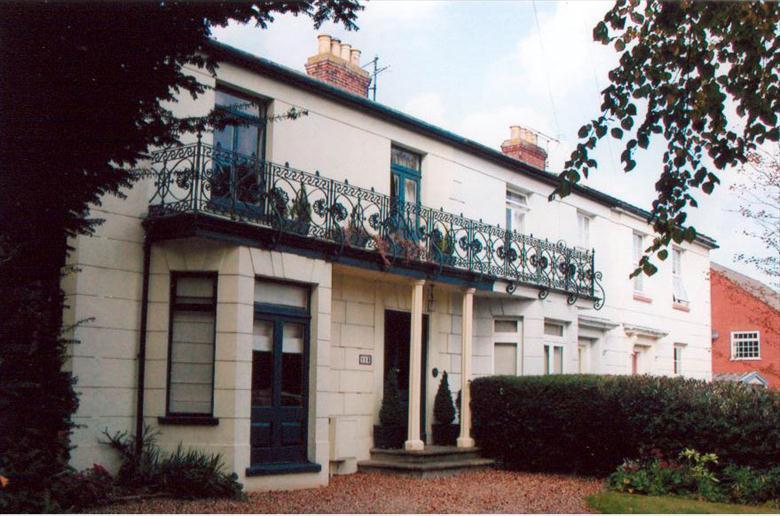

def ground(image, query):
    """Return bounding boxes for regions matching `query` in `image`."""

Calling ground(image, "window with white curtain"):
[167,273,217,416]
[672,248,689,305]
[577,212,591,249]
[506,190,529,234]
[494,318,522,375]
[633,233,644,293]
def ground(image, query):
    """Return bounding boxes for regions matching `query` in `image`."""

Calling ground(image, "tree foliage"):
[731,148,780,286]
[551,0,780,276]
[0,1,361,511]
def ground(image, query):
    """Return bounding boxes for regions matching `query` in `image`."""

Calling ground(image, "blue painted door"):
[250,313,309,465]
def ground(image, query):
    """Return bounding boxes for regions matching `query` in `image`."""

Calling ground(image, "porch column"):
[457,287,476,448]
[405,279,426,451]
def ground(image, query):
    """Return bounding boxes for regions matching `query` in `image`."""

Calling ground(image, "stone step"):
[357,457,495,478]
[369,446,484,464]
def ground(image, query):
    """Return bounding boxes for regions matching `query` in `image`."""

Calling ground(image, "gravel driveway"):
[99,470,604,513]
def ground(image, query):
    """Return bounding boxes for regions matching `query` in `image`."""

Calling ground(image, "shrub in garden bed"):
[470,375,780,476]
[608,448,780,507]
[104,427,245,500]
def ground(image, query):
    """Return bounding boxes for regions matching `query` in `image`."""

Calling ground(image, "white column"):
[405,279,426,451]
[457,287,476,448]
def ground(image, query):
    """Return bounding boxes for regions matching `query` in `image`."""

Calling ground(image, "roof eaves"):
[206,39,718,250]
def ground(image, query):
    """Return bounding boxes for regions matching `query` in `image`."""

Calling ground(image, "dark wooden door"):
[384,310,428,440]
[251,315,309,465]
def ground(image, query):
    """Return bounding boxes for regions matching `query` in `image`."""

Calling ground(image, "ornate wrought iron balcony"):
[147,140,605,308]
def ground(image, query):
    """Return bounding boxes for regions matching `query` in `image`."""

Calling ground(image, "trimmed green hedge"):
[471,375,780,476]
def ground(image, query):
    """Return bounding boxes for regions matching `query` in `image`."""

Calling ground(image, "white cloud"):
[403,93,447,127]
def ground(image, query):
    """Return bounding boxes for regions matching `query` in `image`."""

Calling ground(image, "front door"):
[250,283,310,466]
[384,310,428,441]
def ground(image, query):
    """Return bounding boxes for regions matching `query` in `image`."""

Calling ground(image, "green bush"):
[433,371,455,424]
[608,449,725,502]
[608,449,780,507]
[722,465,780,505]
[470,375,780,476]
[104,426,244,500]
[379,368,405,427]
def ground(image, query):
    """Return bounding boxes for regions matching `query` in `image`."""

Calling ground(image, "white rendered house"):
[62,36,717,490]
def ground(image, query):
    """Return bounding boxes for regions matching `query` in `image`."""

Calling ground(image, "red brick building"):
[711,263,780,388]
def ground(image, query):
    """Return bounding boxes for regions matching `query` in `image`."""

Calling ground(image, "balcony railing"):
[147,140,605,308]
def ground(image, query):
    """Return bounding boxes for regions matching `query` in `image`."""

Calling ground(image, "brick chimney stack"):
[305,34,371,98]
[500,125,548,170]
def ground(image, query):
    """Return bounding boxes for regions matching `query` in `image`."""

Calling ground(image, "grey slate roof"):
[711,263,780,311]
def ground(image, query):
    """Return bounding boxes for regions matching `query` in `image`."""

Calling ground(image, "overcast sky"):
[213,0,776,287]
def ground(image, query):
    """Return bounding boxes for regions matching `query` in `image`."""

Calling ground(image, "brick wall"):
[711,267,780,388]
[305,56,370,98]
[500,140,548,170]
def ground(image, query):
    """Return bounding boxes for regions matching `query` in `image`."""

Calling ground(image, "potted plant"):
[373,368,406,449]
[432,371,459,445]
[346,214,371,248]
[432,228,456,266]
[286,184,312,235]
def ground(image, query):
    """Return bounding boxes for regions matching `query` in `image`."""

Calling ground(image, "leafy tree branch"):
[550,0,780,277]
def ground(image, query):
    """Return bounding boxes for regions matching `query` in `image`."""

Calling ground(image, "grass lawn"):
[588,491,779,514]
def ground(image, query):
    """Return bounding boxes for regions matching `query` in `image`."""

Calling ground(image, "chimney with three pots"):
[305,34,371,98]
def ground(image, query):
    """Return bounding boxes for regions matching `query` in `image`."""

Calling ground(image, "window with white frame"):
[672,248,689,305]
[673,345,684,375]
[577,212,591,249]
[578,337,594,374]
[544,344,564,374]
[494,319,521,375]
[632,232,644,293]
[506,190,529,234]
[731,331,760,359]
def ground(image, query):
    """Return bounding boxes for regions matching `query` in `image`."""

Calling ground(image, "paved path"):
[100,470,604,513]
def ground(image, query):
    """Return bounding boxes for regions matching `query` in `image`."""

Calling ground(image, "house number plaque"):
[358,354,372,366]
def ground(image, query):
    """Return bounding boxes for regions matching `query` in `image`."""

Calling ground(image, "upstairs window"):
[213,87,267,159]
[390,145,422,208]
[672,248,689,306]
[632,233,644,293]
[577,212,591,249]
[731,331,760,360]
[506,190,529,235]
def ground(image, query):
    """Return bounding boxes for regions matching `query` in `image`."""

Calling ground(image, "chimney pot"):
[330,38,341,57]
[350,48,361,66]
[306,35,371,97]
[340,43,352,61]
[317,34,332,55]
[501,125,547,170]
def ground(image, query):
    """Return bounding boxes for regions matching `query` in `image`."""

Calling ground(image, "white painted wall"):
[62,52,712,488]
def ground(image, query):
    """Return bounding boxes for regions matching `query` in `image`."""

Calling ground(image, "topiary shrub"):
[379,367,404,427]
[471,375,780,476]
[433,371,455,425]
